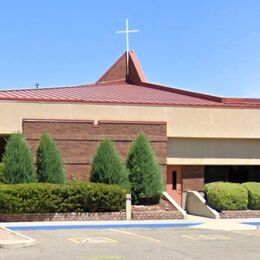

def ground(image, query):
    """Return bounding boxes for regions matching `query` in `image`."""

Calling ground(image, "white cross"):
[116,19,139,75]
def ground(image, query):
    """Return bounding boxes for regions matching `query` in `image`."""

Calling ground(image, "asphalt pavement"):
[1,227,260,260]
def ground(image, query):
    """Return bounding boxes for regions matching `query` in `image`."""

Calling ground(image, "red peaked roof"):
[0,51,260,108]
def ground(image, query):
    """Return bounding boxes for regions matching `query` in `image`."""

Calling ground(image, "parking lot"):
[1,227,260,260]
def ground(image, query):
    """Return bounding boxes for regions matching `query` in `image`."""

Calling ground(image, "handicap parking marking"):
[109,228,160,243]
[181,234,230,240]
[68,237,118,244]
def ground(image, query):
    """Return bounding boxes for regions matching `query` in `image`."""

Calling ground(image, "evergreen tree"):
[3,133,36,183]
[90,139,129,189]
[37,132,65,183]
[0,163,5,183]
[127,133,162,205]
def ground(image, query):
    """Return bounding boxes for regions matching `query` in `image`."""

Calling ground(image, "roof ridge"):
[0,83,95,93]
[128,80,223,103]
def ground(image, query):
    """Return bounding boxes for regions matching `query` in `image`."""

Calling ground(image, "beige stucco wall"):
[1,100,260,139]
[167,138,260,165]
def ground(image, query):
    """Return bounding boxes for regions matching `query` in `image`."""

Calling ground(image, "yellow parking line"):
[182,234,231,240]
[109,228,160,243]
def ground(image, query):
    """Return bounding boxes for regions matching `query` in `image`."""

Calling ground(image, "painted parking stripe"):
[6,222,202,231]
[109,228,160,243]
[241,222,260,226]
[181,234,230,240]
[68,237,118,244]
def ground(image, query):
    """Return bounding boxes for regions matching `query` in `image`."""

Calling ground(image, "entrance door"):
[166,165,182,206]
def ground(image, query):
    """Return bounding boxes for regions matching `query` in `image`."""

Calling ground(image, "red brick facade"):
[23,119,167,181]
[182,165,205,192]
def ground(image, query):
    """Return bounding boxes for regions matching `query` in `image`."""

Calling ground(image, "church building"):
[0,51,260,207]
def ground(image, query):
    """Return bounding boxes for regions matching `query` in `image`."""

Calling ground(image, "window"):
[205,165,260,184]
[172,171,177,190]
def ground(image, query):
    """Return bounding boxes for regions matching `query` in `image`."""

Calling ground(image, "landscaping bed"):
[0,132,176,221]
[131,197,183,220]
[132,197,177,212]
[0,182,183,221]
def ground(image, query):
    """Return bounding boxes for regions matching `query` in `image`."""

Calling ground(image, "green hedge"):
[242,182,260,210]
[205,182,248,211]
[0,182,126,213]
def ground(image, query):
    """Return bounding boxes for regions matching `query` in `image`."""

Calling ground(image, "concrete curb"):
[5,220,202,231]
[0,226,35,249]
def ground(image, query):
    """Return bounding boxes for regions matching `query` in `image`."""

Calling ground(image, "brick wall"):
[182,165,205,191]
[0,210,183,222]
[132,211,183,220]
[0,212,126,222]
[23,119,167,181]
[220,210,260,219]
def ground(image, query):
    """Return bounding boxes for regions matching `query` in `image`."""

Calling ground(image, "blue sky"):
[0,0,260,97]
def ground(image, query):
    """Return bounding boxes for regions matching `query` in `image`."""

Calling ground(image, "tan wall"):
[1,101,260,138]
[167,138,260,165]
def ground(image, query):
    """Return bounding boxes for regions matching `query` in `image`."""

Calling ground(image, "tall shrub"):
[37,132,65,184]
[3,133,36,183]
[127,133,162,205]
[90,139,129,189]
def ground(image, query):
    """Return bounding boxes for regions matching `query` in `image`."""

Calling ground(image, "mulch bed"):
[132,197,177,212]
[131,197,183,220]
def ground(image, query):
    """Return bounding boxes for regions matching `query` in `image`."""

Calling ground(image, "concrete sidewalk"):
[187,214,260,231]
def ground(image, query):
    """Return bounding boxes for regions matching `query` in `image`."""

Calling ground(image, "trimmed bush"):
[0,163,4,183]
[37,132,65,184]
[0,182,126,213]
[2,133,36,183]
[127,133,162,205]
[90,139,129,189]
[204,182,248,211]
[242,182,260,210]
